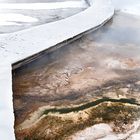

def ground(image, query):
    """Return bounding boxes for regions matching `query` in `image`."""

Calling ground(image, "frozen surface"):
[0,0,81,3]
[0,0,114,139]
[0,0,87,33]
[0,63,15,140]
[112,0,140,16]
[0,8,85,33]
[0,1,87,9]
[0,13,38,23]
[0,0,114,64]
[70,122,140,140]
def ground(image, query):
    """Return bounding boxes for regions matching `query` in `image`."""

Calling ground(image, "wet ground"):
[12,12,140,139]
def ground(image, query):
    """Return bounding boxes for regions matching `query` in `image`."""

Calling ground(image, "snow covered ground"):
[0,13,38,25]
[0,1,87,9]
[0,0,81,2]
[0,8,85,33]
[0,0,88,33]
[69,122,140,140]
[112,0,140,16]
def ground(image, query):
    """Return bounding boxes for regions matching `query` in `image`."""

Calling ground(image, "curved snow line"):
[0,0,114,140]
[0,0,114,64]
[0,1,87,10]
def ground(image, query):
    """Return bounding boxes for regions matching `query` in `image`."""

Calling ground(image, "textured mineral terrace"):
[2,0,140,140]
[13,12,140,140]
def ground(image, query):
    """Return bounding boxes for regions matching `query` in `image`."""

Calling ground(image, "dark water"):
[43,98,140,115]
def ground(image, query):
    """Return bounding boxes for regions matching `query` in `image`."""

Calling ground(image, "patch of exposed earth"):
[13,12,140,139]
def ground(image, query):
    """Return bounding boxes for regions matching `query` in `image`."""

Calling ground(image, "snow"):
[0,13,38,26]
[70,121,140,140]
[0,1,87,10]
[0,21,21,25]
[0,0,114,139]
[112,0,140,16]
[122,7,140,16]
[0,0,114,64]
[71,123,113,140]
[0,63,15,140]
[131,134,140,140]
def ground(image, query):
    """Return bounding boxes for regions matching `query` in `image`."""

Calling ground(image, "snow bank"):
[0,63,15,140]
[70,123,113,140]
[0,13,38,26]
[0,1,87,10]
[0,0,114,64]
[70,121,140,140]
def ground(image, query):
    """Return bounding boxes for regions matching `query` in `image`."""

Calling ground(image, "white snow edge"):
[0,1,88,10]
[0,0,114,139]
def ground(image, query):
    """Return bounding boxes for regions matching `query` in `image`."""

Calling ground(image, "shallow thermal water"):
[13,12,140,139]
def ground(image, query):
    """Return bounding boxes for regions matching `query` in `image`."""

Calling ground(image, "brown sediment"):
[12,12,140,139]
[13,73,140,126]
[15,102,140,140]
